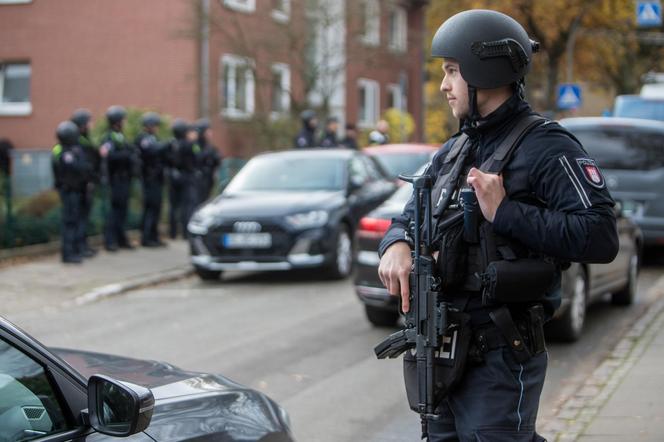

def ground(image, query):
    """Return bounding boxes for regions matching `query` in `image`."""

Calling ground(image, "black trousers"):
[77,184,94,251]
[141,179,163,243]
[168,175,196,239]
[427,347,547,442]
[60,189,82,260]
[105,177,130,247]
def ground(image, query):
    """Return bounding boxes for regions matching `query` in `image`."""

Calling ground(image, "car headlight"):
[187,215,209,235]
[285,210,329,229]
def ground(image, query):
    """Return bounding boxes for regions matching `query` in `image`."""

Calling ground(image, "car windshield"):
[568,125,664,171]
[613,97,664,121]
[225,155,347,192]
[372,152,433,179]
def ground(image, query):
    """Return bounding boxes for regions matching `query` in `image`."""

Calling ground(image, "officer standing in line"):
[318,116,339,148]
[136,112,167,247]
[378,10,618,441]
[167,119,199,239]
[194,118,221,204]
[52,122,91,264]
[70,109,99,257]
[100,105,137,251]
[340,123,359,150]
[293,109,318,148]
[368,119,390,145]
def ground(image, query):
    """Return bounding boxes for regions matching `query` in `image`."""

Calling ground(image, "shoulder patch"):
[576,158,605,189]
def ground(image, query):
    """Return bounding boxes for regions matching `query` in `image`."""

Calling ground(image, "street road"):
[7,255,664,442]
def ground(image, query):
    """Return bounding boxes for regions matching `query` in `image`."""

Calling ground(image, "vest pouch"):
[436,216,467,290]
[403,311,472,412]
[481,259,556,305]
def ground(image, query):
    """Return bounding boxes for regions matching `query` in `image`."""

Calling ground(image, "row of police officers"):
[52,106,220,263]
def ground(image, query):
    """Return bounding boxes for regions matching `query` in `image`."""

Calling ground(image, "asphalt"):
[1,240,663,441]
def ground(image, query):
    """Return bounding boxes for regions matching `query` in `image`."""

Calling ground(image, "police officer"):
[52,122,91,264]
[378,10,618,441]
[368,119,390,145]
[293,109,318,148]
[70,109,100,257]
[318,116,339,148]
[136,112,167,247]
[341,123,359,150]
[101,105,137,251]
[167,119,199,239]
[194,118,221,204]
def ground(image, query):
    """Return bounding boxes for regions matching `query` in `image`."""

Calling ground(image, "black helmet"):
[106,105,127,125]
[171,118,189,139]
[431,10,538,89]
[56,121,80,146]
[70,108,92,128]
[194,118,210,134]
[300,109,316,124]
[141,112,161,128]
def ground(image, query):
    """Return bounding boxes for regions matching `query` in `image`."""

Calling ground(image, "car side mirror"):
[348,175,364,193]
[87,374,154,437]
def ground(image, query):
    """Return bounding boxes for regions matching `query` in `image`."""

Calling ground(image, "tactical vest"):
[431,115,546,293]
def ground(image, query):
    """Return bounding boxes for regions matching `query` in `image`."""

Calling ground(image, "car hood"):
[199,191,344,220]
[53,348,293,441]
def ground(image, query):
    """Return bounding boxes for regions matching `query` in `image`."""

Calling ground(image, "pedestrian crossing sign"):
[637,1,662,27]
[557,84,582,110]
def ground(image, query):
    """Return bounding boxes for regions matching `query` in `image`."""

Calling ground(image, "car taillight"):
[358,217,391,238]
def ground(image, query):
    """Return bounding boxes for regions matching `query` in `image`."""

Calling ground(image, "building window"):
[271,63,290,116]
[271,0,290,23]
[360,0,380,46]
[388,7,407,52]
[220,55,255,119]
[358,78,379,129]
[0,0,32,3]
[223,0,255,13]
[0,62,31,116]
[387,83,405,111]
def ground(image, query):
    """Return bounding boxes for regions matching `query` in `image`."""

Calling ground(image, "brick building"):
[0,0,427,195]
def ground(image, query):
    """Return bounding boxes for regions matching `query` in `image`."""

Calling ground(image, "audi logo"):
[233,221,262,233]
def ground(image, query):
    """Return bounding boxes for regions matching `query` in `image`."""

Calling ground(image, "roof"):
[560,117,664,131]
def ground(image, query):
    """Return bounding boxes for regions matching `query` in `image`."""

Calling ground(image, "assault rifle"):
[374,174,462,440]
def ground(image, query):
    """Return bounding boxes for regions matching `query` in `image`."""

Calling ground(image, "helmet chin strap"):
[467,85,482,124]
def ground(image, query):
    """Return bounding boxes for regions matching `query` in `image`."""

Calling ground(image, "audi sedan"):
[354,173,641,342]
[0,316,293,441]
[187,149,396,280]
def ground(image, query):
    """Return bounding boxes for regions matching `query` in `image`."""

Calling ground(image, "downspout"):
[200,0,210,118]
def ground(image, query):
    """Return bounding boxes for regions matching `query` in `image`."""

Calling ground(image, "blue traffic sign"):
[557,84,582,110]
[637,1,662,27]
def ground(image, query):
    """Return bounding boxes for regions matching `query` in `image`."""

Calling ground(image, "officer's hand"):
[378,242,412,312]
[466,167,506,223]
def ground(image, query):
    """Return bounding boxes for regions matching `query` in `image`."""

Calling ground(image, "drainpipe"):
[200,0,210,118]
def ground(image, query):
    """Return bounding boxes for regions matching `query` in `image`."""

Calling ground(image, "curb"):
[541,276,664,441]
[70,265,194,307]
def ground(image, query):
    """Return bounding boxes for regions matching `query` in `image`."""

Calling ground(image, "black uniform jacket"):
[379,94,619,316]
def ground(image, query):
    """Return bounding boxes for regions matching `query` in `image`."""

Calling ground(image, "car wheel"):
[325,224,353,279]
[546,265,587,342]
[195,266,222,281]
[611,249,639,306]
[365,305,399,327]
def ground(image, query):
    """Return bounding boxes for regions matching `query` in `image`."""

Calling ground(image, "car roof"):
[363,143,438,154]
[255,148,359,160]
[560,116,664,131]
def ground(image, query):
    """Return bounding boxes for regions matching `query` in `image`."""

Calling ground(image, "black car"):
[0,316,293,441]
[353,174,642,342]
[188,149,396,280]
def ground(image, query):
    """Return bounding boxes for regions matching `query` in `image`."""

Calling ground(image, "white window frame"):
[0,62,32,116]
[387,83,404,111]
[357,78,379,129]
[0,0,32,4]
[223,0,255,13]
[360,0,380,47]
[270,63,291,118]
[219,54,255,120]
[388,7,407,52]
[271,0,290,23]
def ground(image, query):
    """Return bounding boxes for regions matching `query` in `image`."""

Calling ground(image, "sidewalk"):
[0,239,193,317]
[542,275,664,441]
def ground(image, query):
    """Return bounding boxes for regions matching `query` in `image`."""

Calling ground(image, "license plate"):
[223,233,272,249]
